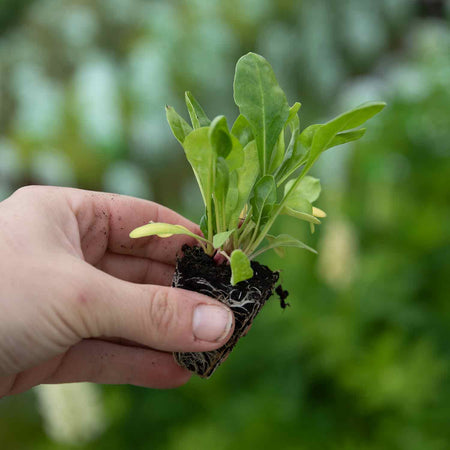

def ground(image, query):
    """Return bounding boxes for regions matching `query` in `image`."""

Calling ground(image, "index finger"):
[66,188,200,265]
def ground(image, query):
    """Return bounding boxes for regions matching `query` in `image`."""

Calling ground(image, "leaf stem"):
[247,160,314,254]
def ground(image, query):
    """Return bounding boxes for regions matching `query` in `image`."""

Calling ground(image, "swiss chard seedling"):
[130,52,385,377]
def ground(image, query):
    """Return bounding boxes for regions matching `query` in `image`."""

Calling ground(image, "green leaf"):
[300,126,367,151]
[275,104,306,184]
[199,214,208,237]
[182,127,214,205]
[228,140,259,228]
[250,175,277,228]
[285,176,321,204]
[265,234,317,255]
[299,124,321,149]
[230,249,254,285]
[281,206,321,224]
[268,128,285,173]
[308,102,386,163]
[214,157,230,229]
[185,91,211,128]
[165,105,193,144]
[213,230,235,249]
[224,135,245,172]
[231,114,254,147]
[286,102,301,125]
[209,116,232,158]
[327,128,366,148]
[234,52,290,175]
[225,171,239,228]
[129,222,210,245]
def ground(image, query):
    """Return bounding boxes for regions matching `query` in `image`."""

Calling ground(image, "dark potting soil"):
[172,245,285,378]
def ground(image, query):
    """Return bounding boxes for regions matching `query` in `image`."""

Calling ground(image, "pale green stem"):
[247,159,314,254]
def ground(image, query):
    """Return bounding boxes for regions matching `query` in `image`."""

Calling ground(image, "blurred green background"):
[1,0,450,449]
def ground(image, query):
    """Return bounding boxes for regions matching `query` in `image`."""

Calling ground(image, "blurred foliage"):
[1,1,450,449]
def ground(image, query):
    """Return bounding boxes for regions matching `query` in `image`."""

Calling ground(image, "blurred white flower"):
[103,160,153,199]
[74,55,123,150]
[30,149,76,187]
[35,383,106,445]
[317,218,358,290]
[10,63,64,139]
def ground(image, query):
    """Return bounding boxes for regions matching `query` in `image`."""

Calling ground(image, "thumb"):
[70,263,235,353]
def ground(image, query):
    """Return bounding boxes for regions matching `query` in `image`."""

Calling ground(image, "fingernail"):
[193,304,233,342]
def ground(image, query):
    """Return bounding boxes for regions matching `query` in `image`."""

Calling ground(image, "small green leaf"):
[199,214,208,237]
[228,140,259,229]
[286,102,301,125]
[185,91,211,128]
[129,222,210,244]
[183,127,214,205]
[281,206,321,224]
[268,128,285,173]
[230,249,254,285]
[299,124,321,149]
[214,157,230,228]
[327,128,366,148]
[213,230,235,249]
[234,52,290,175]
[300,126,367,151]
[275,104,306,184]
[250,175,277,228]
[209,116,232,158]
[284,176,321,204]
[165,105,193,144]
[266,234,317,254]
[231,114,254,147]
[308,102,386,163]
[224,135,245,172]
[225,171,239,228]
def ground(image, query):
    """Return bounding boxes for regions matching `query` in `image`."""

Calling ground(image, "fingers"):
[65,188,200,265]
[45,340,191,388]
[95,252,175,286]
[4,340,191,395]
[71,263,234,353]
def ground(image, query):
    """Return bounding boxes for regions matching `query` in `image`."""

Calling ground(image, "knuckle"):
[149,290,175,337]
[69,284,100,338]
[14,185,45,198]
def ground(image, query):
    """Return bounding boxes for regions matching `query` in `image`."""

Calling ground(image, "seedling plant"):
[131,52,385,285]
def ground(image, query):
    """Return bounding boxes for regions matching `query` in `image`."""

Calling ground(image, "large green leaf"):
[185,91,211,128]
[230,249,254,285]
[233,52,290,175]
[165,105,193,144]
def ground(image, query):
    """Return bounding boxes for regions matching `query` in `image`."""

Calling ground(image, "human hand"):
[0,186,234,397]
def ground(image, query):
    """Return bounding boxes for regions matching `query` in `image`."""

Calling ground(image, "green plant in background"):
[130,53,385,284]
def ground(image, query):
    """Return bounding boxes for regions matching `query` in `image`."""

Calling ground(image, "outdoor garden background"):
[1,1,450,449]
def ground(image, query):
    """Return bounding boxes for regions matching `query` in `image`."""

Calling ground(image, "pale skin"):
[0,186,235,397]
